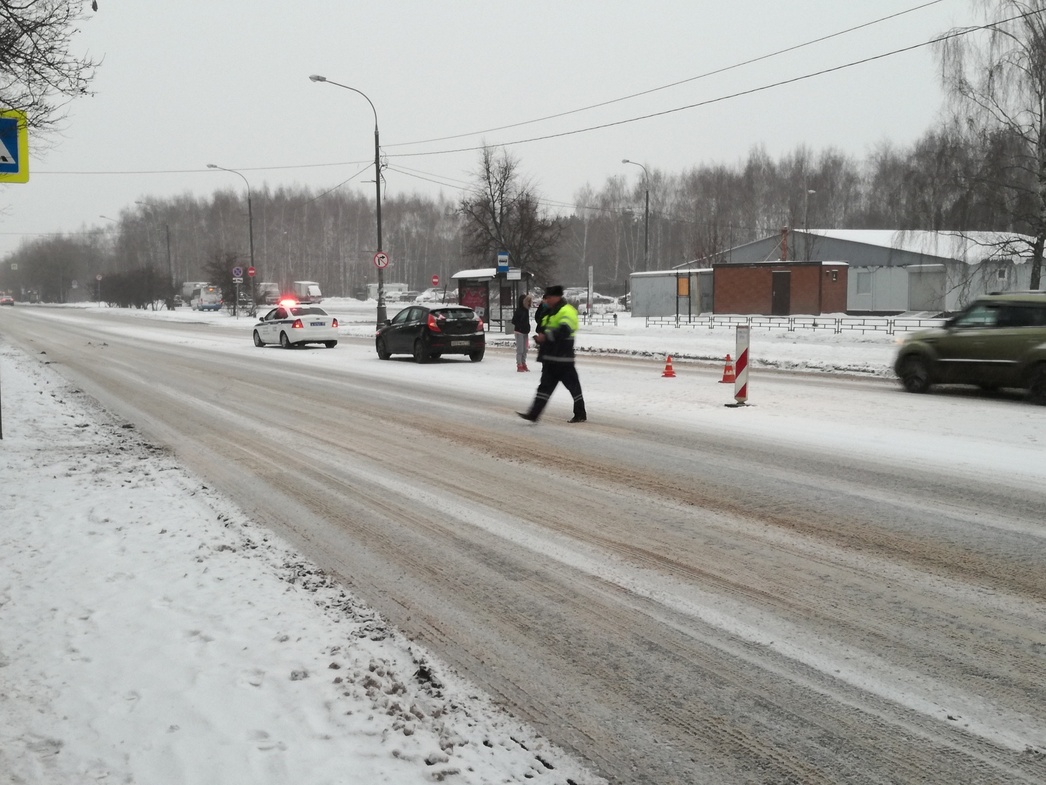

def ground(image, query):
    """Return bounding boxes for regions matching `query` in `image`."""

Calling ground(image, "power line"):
[389,17,1025,160]
[385,0,949,149]
[385,164,471,190]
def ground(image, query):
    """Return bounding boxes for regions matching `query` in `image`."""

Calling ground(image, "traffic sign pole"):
[231,267,245,317]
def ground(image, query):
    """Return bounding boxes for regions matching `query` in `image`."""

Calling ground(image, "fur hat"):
[543,285,564,298]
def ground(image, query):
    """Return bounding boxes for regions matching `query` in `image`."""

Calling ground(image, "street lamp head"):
[309,74,327,82]
[206,163,218,169]
[622,159,649,178]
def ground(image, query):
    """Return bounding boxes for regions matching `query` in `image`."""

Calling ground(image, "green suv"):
[894,292,1046,404]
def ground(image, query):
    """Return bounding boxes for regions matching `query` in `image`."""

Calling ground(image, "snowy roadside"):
[0,342,606,785]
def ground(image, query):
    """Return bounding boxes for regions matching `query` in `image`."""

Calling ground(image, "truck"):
[292,281,322,304]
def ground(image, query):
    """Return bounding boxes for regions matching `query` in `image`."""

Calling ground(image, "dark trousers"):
[526,361,586,421]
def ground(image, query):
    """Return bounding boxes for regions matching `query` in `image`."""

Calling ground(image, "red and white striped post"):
[728,325,750,407]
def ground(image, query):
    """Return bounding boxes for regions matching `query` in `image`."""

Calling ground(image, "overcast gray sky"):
[0,0,971,260]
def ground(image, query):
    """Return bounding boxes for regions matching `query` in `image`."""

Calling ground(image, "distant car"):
[375,304,485,363]
[893,291,1046,403]
[257,282,280,305]
[252,304,339,349]
[413,287,458,305]
[0,295,13,306]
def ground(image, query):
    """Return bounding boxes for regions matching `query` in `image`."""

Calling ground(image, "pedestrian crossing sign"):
[0,109,29,183]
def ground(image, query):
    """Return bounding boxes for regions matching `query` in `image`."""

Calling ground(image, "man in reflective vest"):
[517,285,587,423]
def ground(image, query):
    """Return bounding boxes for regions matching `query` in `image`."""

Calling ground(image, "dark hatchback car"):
[376,305,485,363]
[893,292,1046,403]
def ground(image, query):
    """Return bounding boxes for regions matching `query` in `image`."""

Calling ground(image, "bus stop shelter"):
[452,267,534,332]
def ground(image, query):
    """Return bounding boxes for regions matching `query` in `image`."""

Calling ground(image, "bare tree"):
[0,1,99,131]
[459,147,561,285]
[937,0,1046,287]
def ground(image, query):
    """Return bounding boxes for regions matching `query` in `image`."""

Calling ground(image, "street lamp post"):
[622,159,650,272]
[207,164,256,312]
[310,74,386,326]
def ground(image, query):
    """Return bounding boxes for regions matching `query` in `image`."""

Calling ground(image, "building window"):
[856,271,872,295]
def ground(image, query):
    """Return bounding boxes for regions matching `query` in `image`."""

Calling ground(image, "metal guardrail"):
[641,314,946,335]
[580,313,622,327]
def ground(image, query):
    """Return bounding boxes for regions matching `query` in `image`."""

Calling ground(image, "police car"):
[252,301,339,348]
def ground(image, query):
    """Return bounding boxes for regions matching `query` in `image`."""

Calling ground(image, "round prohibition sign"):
[373,251,390,269]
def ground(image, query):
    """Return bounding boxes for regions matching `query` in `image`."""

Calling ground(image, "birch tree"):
[459,147,562,285]
[937,0,1046,287]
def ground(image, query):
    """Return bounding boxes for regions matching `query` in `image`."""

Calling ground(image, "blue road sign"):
[0,110,28,183]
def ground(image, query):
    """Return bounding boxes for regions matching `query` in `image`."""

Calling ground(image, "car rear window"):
[290,307,327,317]
[432,308,476,321]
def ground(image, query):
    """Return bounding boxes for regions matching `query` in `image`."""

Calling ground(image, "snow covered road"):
[4,304,1046,785]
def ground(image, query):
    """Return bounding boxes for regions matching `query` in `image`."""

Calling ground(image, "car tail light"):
[427,313,442,332]
[291,318,303,329]
[332,318,339,328]
[476,317,484,331]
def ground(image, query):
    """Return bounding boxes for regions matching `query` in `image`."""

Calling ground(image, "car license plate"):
[451,340,468,347]
[310,321,325,327]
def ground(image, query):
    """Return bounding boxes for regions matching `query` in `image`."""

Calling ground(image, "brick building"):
[712,260,848,316]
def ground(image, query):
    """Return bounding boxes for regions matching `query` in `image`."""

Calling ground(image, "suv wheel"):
[1026,363,1046,405]
[899,355,931,394]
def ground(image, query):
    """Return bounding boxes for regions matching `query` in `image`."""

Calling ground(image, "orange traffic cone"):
[719,354,735,384]
[662,355,676,378]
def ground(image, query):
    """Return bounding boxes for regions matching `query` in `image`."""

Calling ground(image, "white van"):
[191,285,222,311]
[292,281,323,304]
